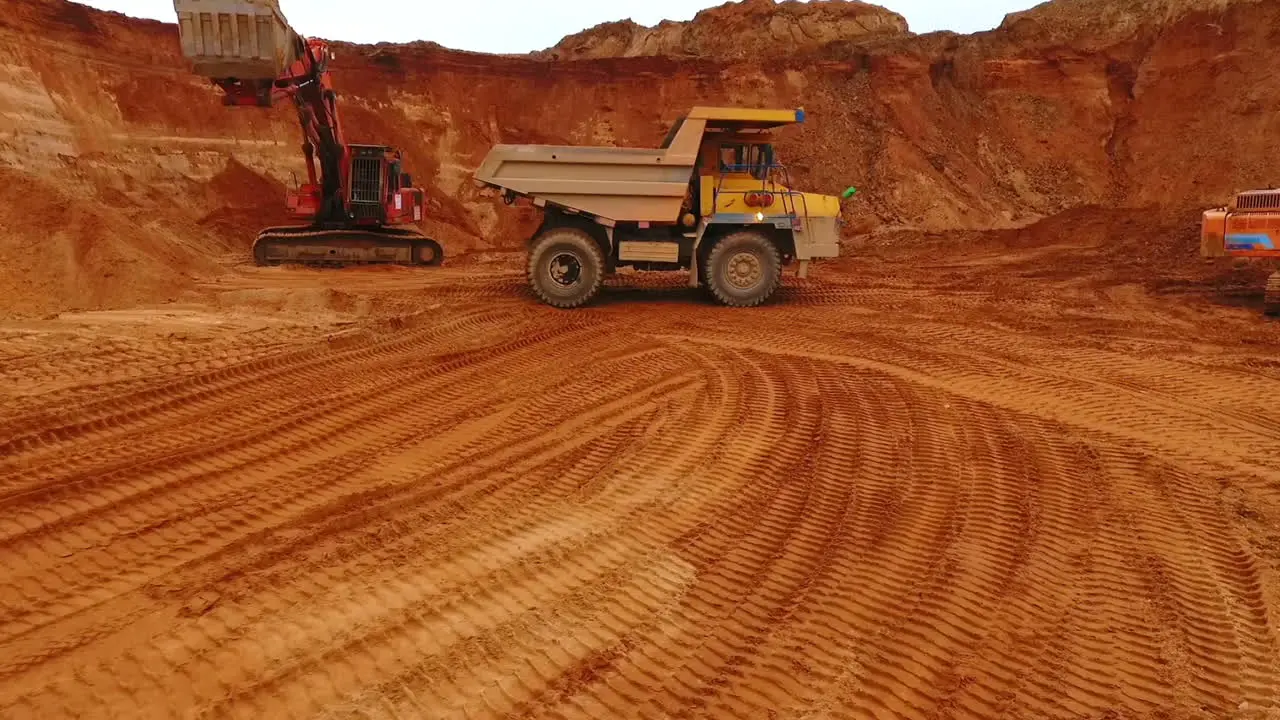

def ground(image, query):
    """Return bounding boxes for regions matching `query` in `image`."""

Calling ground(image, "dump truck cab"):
[474,107,849,308]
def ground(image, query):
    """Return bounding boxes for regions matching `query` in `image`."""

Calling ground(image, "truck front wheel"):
[528,227,605,309]
[703,230,782,308]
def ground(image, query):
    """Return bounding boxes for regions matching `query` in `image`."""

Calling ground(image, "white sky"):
[81,0,1041,53]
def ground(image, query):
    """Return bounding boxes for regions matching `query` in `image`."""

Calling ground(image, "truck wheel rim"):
[549,253,583,287]
[727,251,763,290]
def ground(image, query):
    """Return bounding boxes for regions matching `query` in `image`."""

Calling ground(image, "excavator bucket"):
[173,0,302,81]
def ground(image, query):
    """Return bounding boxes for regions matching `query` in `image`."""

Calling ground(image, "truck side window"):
[743,145,773,180]
[720,145,744,172]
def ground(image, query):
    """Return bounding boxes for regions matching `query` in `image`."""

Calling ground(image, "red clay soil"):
[2,1,1280,719]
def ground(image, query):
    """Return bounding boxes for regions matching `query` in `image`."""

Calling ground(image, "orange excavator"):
[1202,188,1280,315]
[172,0,444,267]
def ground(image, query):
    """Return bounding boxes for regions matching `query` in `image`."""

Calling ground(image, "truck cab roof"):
[687,107,807,129]
[661,107,805,148]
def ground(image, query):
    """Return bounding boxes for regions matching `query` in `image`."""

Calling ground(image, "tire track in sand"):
[4,265,1280,720]
[173,342,757,719]
[0,335,701,712]
[0,308,518,488]
[0,325,657,675]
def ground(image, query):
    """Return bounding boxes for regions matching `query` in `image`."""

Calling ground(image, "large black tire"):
[1265,272,1280,316]
[703,230,783,308]
[528,227,605,309]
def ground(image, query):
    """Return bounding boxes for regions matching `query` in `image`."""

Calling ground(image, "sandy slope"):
[1,231,1278,719]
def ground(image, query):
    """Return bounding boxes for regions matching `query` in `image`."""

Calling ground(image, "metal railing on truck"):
[713,163,813,231]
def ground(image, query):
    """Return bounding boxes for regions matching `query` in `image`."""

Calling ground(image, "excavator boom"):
[172,0,443,267]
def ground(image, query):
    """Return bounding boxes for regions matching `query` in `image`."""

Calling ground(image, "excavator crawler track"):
[253,226,444,268]
[1265,272,1280,316]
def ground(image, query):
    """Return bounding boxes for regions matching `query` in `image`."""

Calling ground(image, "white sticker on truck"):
[395,194,403,211]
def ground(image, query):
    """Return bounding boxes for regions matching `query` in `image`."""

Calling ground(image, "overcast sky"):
[81,0,1041,53]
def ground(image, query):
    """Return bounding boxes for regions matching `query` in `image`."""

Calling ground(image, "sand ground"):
[2,236,1280,719]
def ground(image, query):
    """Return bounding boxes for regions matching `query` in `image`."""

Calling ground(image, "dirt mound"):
[196,158,292,247]
[535,0,909,61]
[0,166,223,316]
[867,205,1280,314]
[213,286,373,316]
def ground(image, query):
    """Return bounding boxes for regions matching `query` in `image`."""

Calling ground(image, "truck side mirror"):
[401,173,413,188]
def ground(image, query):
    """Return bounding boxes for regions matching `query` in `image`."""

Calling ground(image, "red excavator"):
[173,0,443,267]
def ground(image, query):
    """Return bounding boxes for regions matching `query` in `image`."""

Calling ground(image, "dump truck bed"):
[174,0,302,80]
[473,143,699,223]
[474,108,807,224]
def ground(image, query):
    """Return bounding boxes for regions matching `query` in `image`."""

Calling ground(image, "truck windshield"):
[720,144,775,180]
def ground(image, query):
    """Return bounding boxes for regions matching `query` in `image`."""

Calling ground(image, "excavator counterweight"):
[1202,188,1280,316]
[172,0,443,268]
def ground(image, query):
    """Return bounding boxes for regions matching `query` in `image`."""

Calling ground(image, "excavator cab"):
[345,145,424,225]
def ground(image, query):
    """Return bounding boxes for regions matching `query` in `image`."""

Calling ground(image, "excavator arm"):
[210,37,349,225]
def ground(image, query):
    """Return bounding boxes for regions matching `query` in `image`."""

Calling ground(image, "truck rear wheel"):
[703,230,782,308]
[528,227,605,309]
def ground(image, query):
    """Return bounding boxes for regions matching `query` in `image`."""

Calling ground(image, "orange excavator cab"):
[1202,188,1280,315]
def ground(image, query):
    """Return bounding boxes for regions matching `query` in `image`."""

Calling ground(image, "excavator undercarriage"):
[253,227,444,268]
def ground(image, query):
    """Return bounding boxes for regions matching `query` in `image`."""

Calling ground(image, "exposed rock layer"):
[534,0,909,61]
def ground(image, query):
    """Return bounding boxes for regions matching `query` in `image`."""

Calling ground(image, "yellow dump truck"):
[474,107,850,308]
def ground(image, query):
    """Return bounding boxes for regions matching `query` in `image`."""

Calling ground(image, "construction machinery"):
[474,107,852,308]
[172,0,443,267]
[1202,188,1280,315]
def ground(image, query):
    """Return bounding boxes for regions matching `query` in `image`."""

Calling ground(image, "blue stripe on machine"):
[1226,234,1276,250]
